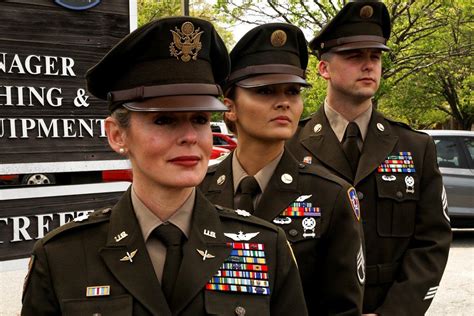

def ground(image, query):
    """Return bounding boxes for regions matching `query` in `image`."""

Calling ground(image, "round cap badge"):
[270,30,287,47]
[360,5,374,19]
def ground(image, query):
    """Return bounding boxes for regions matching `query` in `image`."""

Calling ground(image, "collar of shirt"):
[324,99,372,142]
[131,185,195,242]
[232,150,284,200]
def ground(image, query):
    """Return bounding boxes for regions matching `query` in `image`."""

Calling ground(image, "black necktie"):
[235,176,260,213]
[153,223,184,302]
[342,122,361,176]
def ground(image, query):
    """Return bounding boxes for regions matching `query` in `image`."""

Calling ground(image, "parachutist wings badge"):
[170,21,203,62]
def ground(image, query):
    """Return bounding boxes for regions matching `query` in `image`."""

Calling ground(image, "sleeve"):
[376,136,452,316]
[323,186,365,315]
[270,227,309,316]
[21,240,61,316]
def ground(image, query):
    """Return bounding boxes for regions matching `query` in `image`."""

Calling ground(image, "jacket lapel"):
[99,188,170,316]
[354,110,399,186]
[300,107,354,182]
[203,153,235,208]
[171,190,232,315]
[254,150,302,221]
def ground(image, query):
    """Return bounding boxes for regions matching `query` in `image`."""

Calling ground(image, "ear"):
[105,116,127,154]
[318,60,331,80]
[223,97,237,122]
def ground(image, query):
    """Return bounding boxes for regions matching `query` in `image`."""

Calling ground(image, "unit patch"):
[206,242,270,295]
[377,152,416,173]
[347,188,360,221]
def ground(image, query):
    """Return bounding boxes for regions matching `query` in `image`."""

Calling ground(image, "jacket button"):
[357,191,364,200]
[289,229,298,237]
[235,306,246,315]
[396,191,403,199]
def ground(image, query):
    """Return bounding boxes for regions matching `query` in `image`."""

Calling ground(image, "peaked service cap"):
[86,16,230,112]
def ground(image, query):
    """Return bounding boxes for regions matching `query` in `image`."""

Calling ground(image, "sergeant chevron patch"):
[423,286,438,300]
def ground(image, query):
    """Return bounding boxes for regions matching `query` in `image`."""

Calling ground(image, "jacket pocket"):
[62,294,133,316]
[205,290,270,316]
[376,174,419,237]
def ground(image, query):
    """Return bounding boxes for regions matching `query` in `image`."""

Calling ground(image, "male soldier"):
[22,17,307,316]
[200,23,365,315]
[287,1,452,315]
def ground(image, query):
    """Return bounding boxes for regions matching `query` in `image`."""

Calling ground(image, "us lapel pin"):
[114,231,128,242]
[204,229,216,238]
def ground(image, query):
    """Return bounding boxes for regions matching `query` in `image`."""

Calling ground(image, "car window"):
[213,136,228,146]
[463,137,474,164]
[433,137,466,168]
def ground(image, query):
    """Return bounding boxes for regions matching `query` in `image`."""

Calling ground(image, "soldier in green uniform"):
[21,17,308,316]
[199,23,365,315]
[286,1,452,315]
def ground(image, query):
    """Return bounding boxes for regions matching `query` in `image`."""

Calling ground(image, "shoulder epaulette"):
[206,164,219,174]
[42,207,112,244]
[299,163,351,189]
[215,205,279,232]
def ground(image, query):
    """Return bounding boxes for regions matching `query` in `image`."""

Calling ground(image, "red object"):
[210,146,230,159]
[102,169,133,182]
[213,133,238,151]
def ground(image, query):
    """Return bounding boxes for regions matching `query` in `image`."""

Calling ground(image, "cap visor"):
[122,95,228,112]
[330,41,390,52]
[236,74,310,88]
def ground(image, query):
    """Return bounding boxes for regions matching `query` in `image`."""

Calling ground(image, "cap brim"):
[122,95,228,112]
[330,41,390,52]
[235,74,310,88]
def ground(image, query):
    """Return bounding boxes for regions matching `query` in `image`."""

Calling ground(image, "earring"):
[119,148,125,154]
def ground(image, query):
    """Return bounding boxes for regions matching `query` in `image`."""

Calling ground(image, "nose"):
[274,93,291,110]
[177,121,198,145]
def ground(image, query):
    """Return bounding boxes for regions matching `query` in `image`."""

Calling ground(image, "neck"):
[133,179,193,221]
[326,91,372,121]
[235,137,284,176]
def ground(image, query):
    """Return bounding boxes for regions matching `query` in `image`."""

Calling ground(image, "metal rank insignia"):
[170,21,203,62]
[302,217,317,238]
[205,242,270,295]
[377,152,416,173]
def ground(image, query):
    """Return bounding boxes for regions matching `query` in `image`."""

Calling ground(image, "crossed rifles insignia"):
[170,21,203,62]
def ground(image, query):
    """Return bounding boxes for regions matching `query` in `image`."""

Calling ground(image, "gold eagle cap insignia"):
[170,21,204,62]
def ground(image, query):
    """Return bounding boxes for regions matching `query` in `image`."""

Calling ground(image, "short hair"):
[111,107,131,128]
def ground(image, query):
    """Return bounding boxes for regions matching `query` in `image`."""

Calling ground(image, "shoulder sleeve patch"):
[347,187,361,221]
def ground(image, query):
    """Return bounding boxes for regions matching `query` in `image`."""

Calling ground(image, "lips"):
[169,155,201,166]
[271,116,291,123]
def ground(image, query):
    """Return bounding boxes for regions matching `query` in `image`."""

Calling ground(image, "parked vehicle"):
[0,147,230,187]
[211,121,231,135]
[423,130,474,228]
[213,132,238,151]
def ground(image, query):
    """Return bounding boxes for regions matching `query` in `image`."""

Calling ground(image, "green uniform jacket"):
[200,149,365,316]
[21,188,307,316]
[286,107,452,315]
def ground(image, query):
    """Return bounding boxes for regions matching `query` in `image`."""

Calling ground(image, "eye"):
[286,85,302,95]
[371,54,382,60]
[154,115,175,125]
[192,113,210,125]
[255,86,274,95]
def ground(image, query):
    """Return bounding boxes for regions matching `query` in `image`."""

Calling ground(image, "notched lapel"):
[99,189,170,316]
[300,109,353,182]
[170,191,232,315]
[204,154,235,209]
[355,111,398,185]
[255,150,301,221]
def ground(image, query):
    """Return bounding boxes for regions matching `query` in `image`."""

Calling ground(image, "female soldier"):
[21,17,307,316]
[200,23,365,315]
